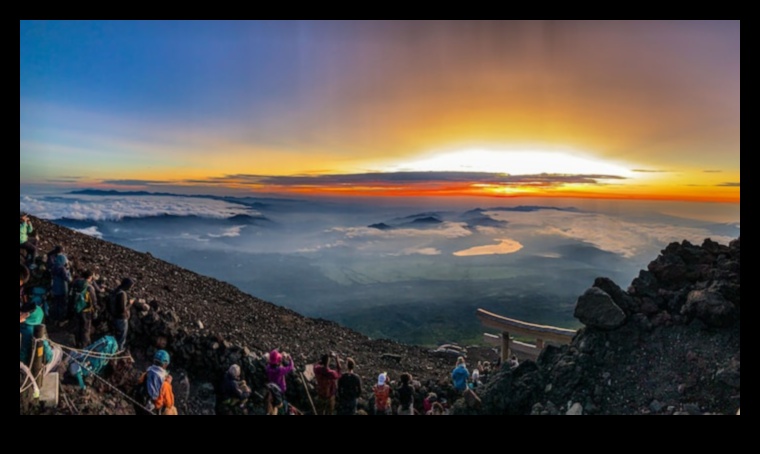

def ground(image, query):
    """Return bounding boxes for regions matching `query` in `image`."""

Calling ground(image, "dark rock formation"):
[469,237,740,415]
[574,287,626,329]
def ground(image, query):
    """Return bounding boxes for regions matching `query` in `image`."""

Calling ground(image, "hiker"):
[138,349,176,415]
[508,355,520,369]
[221,364,251,413]
[372,372,392,415]
[397,372,415,415]
[313,353,342,415]
[265,382,284,415]
[71,270,97,348]
[110,277,135,351]
[336,357,362,415]
[50,249,72,323]
[422,392,437,414]
[451,356,470,393]
[20,302,44,364]
[266,350,295,413]
[20,263,29,309]
[20,214,36,264]
[470,369,482,389]
[430,401,447,415]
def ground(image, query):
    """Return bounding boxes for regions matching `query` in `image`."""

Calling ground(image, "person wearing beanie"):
[138,349,176,415]
[221,364,252,413]
[373,372,392,415]
[266,349,295,414]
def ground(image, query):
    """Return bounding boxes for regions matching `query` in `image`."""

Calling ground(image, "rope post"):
[31,324,47,391]
[299,372,317,415]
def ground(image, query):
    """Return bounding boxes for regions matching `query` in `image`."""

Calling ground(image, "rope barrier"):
[59,348,156,415]
[47,340,134,361]
[19,362,41,398]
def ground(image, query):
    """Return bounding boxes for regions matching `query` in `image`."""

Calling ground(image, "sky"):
[20,20,740,203]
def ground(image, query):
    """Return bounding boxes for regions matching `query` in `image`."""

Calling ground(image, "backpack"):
[374,384,391,411]
[72,280,91,314]
[108,289,125,318]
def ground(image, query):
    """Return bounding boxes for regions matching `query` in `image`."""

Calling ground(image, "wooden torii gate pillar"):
[477,309,576,362]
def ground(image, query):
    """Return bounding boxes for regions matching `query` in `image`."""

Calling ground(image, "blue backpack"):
[68,335,119,389]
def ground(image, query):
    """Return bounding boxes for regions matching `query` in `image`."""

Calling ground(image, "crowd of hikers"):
[21,213,509,416]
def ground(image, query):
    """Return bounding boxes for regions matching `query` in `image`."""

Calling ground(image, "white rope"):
[48,340,134,361]
[19,362,40,398]
[59,348,156,415]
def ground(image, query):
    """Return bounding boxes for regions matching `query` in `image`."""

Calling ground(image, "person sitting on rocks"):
[138,349,176,415]
[266,350,294,414]
[396,372,415,415]
[313,353,342,415]
[451,356,470,394]
[221,364,251,413]
[373,372,392,415]
[336,357,362,415]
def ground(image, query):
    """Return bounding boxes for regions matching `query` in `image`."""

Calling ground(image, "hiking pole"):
[299,371,317,415]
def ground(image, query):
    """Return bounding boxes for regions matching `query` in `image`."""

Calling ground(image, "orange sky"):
[20,21,739,203]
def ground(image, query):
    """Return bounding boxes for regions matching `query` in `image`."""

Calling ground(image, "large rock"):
[574,287,626,330]
[681,289,736,327]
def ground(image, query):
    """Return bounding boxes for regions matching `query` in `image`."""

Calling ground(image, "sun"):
[381,148,634,177]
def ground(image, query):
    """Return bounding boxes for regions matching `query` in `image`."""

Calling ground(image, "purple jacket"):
[266,361,294,392]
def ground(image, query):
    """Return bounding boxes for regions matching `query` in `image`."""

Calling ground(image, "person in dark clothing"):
[72,270,98,348]
[313,353,342,415]
[110,277,135,351]
[49,250,71,322]
[20,263,29,310]
[336,357,362,415]
[397,372,414,415]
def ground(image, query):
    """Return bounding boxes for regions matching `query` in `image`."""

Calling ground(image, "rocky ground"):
[20,216,740,415]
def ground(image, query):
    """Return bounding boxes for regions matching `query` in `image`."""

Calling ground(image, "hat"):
[228,364,241,378]
[378,372,387,386]
[269,350,282,365]
[154,349,170,365]
[121,277,135,289]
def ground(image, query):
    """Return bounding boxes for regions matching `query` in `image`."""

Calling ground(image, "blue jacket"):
[451,364,470,391]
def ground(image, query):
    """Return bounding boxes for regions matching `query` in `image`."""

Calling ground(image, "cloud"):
[207,225,246,238]
[72,226,103,238]
[19,194,258,221]
[703,170,723,173]
[453,239,523,256]
[331,221,472,240]
[100,179,172,186]
[388,247,442,256]
[296,240,348,253]
[716,182,740,187]
[632,169,670,173]
[483,209,736,258]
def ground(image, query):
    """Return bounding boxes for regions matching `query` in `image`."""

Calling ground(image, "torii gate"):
[476,308,577,362]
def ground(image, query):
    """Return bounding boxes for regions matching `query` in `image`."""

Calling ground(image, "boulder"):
[574,287,626,330]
